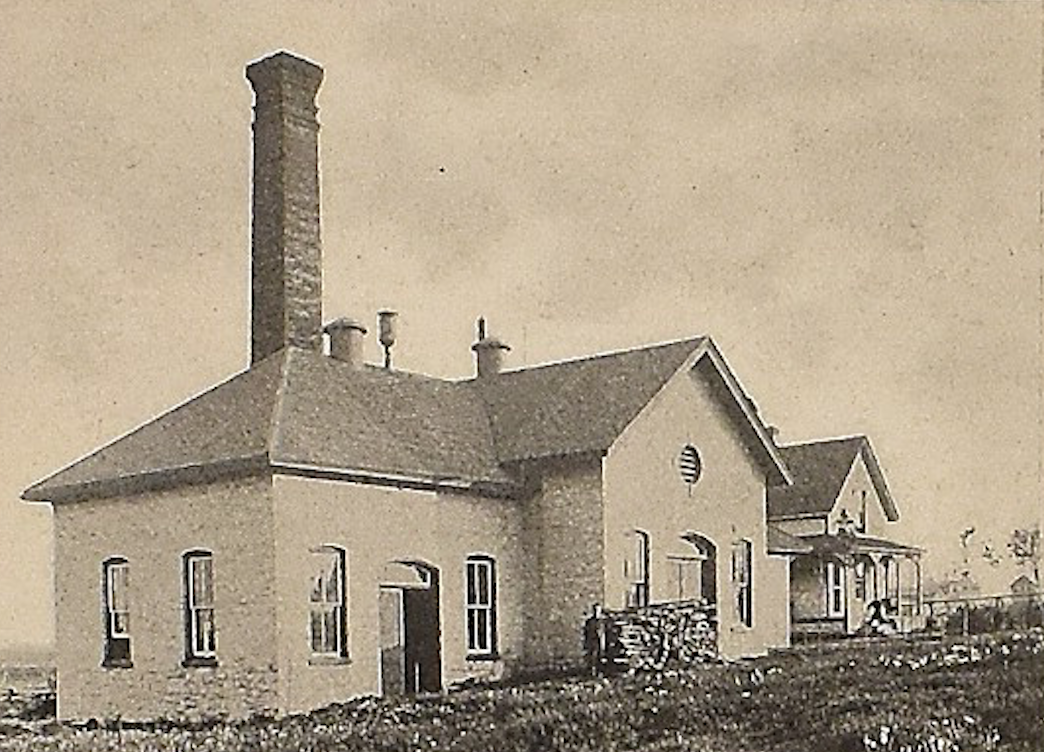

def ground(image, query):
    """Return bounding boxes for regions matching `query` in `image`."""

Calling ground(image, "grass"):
[0,629,1041,751]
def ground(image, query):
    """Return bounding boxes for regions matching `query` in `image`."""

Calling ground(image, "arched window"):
[101,557,131,668]
[465,555,497,656]
[183,550,216,664]
[310,546,348,658]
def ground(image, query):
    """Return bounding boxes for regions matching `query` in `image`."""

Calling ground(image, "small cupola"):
[324,317,367,368]
[471,317,510,378]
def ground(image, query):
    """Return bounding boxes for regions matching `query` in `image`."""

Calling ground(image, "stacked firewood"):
[585,601,717,674]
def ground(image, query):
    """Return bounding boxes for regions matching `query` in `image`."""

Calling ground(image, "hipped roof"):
[24,337,790,504]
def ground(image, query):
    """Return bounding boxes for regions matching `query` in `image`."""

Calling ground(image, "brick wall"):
[271,474,526,714]
[603,356,792,659]
[520,456,606,670]
[52,476,278,721]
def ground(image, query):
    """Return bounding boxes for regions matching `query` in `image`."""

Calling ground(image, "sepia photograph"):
[0,2,1041,750]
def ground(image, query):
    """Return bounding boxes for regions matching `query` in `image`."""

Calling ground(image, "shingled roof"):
[766,436,898,522]
[23,348,513,503]
[470,338,704,462]
[24,336,791,503]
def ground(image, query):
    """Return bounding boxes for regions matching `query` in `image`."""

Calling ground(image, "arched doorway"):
[378,561,441,696]
[680,532,717,608]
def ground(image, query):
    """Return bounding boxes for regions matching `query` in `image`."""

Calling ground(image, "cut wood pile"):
[584,600,717,674]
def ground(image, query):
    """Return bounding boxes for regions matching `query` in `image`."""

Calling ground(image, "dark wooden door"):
[403,570,442,693]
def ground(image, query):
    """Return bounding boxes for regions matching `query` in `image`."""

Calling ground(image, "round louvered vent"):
[678,444,702,486]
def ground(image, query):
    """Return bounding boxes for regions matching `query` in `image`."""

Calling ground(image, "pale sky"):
[1,1,1041,647]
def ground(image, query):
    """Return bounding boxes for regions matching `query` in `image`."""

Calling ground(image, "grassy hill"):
[0,630,1041,751]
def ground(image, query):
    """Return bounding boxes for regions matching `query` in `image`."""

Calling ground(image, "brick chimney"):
[246,51,324,364]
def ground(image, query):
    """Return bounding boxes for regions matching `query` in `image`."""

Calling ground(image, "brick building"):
[24,51,912,721]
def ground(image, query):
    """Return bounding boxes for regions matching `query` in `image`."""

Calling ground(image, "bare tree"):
[1008,526,1041,584]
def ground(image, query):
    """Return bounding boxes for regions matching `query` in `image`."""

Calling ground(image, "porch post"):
[895,559,903,630]
[914,557,922,615]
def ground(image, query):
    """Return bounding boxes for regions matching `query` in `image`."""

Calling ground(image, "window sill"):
[101,659,133,670]
[181,656,219,669]
[308,654,351,667]
[465,653,500,663]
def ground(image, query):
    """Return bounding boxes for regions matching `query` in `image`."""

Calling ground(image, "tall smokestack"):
[246,51,324,364]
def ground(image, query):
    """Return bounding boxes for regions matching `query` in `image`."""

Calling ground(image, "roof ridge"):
[473,336,705,380]
[266,347,296,460]
[778,434,866,449]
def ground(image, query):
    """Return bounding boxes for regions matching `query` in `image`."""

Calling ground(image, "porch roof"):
[799,532,922,558]
[767,524,815,555]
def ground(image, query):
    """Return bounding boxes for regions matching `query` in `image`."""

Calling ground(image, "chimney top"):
[325,317,367,334]
[324,317,367,368]
[246,51,323,89]
[472,317,510,378]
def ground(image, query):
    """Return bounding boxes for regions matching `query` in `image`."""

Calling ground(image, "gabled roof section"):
[469,337,791,486]
[767,435,898,522]
[469,338,705,463]
[25,335,793,503]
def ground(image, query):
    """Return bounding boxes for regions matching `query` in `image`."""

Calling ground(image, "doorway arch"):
[680,532,717,607]
[378,560,441,696]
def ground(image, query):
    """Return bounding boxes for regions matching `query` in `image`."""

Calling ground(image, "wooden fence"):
[922,591,1044,636]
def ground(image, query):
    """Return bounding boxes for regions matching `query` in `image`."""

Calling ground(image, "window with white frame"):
[854,560,867,601]
[465,556,497,656]
[102,557,131,667]
[826,560,845,617]
[732,540,753,627]
[183,551,216,663]
[628,531,651,608]
[310,546,347,657]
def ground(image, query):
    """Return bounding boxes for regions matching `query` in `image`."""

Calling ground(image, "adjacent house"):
[1010,574,1038,597]
[767,436,924,638]
[23,51,914,722]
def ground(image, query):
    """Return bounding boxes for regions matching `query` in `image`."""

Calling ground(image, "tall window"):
[465,556,497,656]
[732,540,753,627]
[858,490,868,533]
[183,551,216,663]
[628,531,651,608]
[310,546,347,657]
[854,560,867,600]
[826,560,845,617]
[102,557,131,667]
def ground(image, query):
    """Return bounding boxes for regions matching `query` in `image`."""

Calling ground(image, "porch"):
[789,531,924,639]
